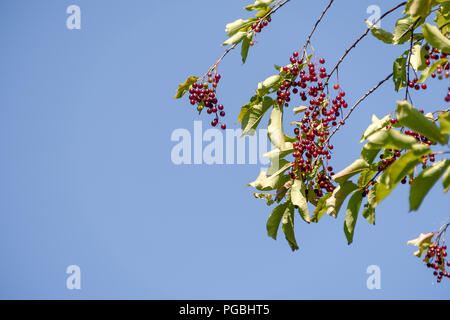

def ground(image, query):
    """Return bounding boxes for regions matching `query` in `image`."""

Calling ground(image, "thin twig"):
[324,72,394,144]
[299,0,335,58]
[324,1,407,87]
[405,18,422,101]
[200,0,292,82]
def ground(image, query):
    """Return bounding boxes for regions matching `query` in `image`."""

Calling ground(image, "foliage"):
[174,0,450,254]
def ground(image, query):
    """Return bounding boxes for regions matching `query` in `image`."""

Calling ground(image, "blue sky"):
[0,0,449,299]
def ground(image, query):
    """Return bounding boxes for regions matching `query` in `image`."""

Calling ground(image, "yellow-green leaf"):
[439,112,450,134]
[344,191,363,245]
[291,179,310,223]
[223,31,247,46]
[282,203,299,251]
[405,0,433,17]
[266,202,287,240]
[422,23,450,53]
[248,163,292,191]
[361,114,391,142]
[410,160,450,211]
[311,193,332,223]
[174,76,199,99]
[326,181,358,217]
[332,159,370,184]
[443,165,450,193]
[407,232,434,257]
[396,100,449,145]
[268,104,285,149]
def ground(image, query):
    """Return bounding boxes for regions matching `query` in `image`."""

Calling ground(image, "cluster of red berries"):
[188,73,226,130]
[424,45,449,77]
[388,113,436,185]
[378,150,401,172]
[359,150,401,196]
[407,78,428,91]
[315,173,335,196]
[421,45,449,102]
[276,51,348,198]
[425,244,449,283]
[251,16,271,39]
[404,129,434,146]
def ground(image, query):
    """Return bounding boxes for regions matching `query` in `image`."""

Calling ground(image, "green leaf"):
[358,169,377,188]
[282,203,299,251]
[266,201,287,239]
[332,159,370,184]
[240,96,273,136]
[409,159,450,211]
[255,7,272,18]
[254,192,274,206]
[238,95,260,123]
[407,232,434,257]
[248,162,292,191]
[418,58,449,83]
[376,144,430,203]
[367,183,380,209]
[393,15,421,44]
[368,128,418,150]
[397,100,449,145]
[344,191,363,245]
[410,43,428,71]
[225,19,252,36]
[422,23,450,53]
[291,179,310,223]
[326,181,358,217]
[268,104,285,149]
[256,74,282,96]
[362,206,376,225]
[284,134,297,143]
[361,114,391,142]
[405,0,434,17]
[443,165,450,193]
[266,159,289,177]
[360,143,382,164]
[438,112,450,134]
[263,143,295,162]
[393,55,408,91]
[245,0,274,11]
[223,31,247,46]
[311,193,332,223]
[174,76,199,99]
[366,20,394,44]
[435,2,450,34]
[241,33,253,64]
[307,183,319,206]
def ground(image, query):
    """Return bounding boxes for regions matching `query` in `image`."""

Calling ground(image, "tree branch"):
[324,72,394,145]
[200,0,293,82]
[324,2,407,87]
[300,0,335,58]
